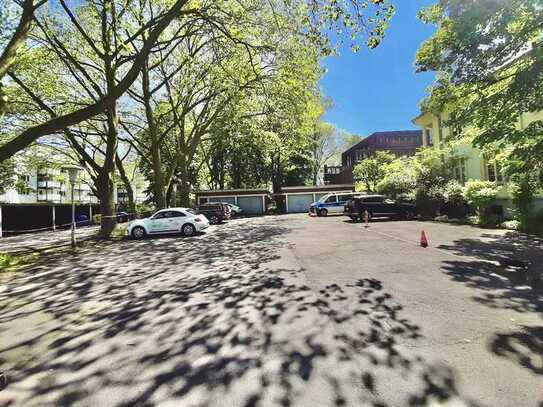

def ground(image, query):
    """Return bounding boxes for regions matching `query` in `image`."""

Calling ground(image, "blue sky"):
[320,0,437,136]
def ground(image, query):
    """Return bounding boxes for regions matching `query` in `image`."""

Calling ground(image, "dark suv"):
[344,195,416,221]
[197,202,231,224]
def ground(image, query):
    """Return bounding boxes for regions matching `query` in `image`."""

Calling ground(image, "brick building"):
[324,130,423,184]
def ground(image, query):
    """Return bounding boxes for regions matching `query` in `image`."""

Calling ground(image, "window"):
[170,211,185,218]
[425,128,433,146]
[153,211,169,219]
[338,194,354,202]
[364,196,383,203]
[325,195,337,203]
[454,160,467,184]
[486,162,504,183]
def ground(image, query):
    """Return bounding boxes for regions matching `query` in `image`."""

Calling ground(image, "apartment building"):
[324,130,423,184]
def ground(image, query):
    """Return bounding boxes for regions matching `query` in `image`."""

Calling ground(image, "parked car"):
[309,192,356,217]
[344,195,416,221]
[197,202,230,224]
[116,211,130,223]
[222,203,243,216]
[127,208,209,239]
[75,214,90,227]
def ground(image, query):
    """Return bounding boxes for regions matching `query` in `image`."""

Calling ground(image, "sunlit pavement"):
[0,214,541,406]
[0,226,100,254]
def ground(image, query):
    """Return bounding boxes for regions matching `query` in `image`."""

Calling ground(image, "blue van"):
[309,192,355,216]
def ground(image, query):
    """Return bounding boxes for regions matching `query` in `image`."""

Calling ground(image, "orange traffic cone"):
[420,230,428,248]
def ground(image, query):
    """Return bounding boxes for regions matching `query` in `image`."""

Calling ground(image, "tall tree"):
[310,121,344,186]
[0,0,396,162]
[416,0,543,180]
[0,0,46,115]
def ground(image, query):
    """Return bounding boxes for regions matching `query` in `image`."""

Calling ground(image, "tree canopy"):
[416,0,543,180]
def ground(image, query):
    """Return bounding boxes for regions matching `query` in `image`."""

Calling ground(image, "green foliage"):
[463,180,499,223]
[0,158,15,194]
[376,157,416,199]
[510,172,539,227]
[353,151,395,192]
[416,0,543,185]
[443,180,465,206]
[0,252,37,272]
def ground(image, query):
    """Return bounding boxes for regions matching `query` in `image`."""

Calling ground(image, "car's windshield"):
[186,209,196,215]
[318,194,331,203]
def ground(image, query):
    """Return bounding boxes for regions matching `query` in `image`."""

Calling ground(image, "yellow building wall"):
[414,109,543,216]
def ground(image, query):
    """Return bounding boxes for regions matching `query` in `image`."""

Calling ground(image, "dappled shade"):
[1,217,479,406]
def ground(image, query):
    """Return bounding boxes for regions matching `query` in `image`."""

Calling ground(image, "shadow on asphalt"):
[0,218,480,406]
[437,231,542,385]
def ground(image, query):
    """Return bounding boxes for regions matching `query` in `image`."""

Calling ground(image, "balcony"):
[37,180,62,189]
[37,194,62,202]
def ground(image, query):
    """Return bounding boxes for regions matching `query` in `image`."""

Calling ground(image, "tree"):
[353,151,395,192]
[0,158,16,195]
[0,0,211,162]
[376,157,416,199]
[416,0,543,181]
[309,121,344,186]
[0,0,396,163]
[0,0,46,115]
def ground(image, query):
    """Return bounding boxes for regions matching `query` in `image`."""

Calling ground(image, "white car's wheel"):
[182,223,196,237]
[131,226,146,239]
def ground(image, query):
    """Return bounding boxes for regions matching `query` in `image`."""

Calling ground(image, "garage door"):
[237,196,264,215]
[287,194,314,213]
[208,197,236,205]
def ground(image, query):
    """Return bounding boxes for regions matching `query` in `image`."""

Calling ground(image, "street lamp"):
[63,165,80,248]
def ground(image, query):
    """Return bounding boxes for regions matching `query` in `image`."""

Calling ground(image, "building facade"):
[0,166,146,206]
[324,130,423,184]
[413,110,543,215]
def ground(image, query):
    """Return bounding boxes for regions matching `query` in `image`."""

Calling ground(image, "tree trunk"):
[115,154,136,214]
[96,173,116,237]
[178,156,191,206]
[0,0,36,81]
[142,60,167,209]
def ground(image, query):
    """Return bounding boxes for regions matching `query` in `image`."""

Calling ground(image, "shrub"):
[464,180,499,223]
[415,187,443,218]
[510,174,538,229]
[442,180,468,218]
[443,180,465,205]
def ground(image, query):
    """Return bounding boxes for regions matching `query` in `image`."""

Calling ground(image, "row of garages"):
[196,184,355,215]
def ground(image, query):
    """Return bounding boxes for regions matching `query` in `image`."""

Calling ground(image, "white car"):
[224,203,243,215]
[127,208,209,239]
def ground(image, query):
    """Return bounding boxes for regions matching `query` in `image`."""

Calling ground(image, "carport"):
[280,185,354,213]
[195,189,269,215]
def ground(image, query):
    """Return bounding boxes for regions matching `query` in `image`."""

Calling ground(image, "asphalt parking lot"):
[0,214,541,406]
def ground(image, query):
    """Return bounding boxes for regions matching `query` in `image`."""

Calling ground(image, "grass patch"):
[0,252,39,273]
[110,224,128,238]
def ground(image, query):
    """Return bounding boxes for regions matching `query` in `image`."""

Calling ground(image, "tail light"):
[195,217,203,223]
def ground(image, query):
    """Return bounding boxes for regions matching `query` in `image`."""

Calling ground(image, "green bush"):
[415,187,443,218]
[464,180,499,224]
[443,180,465,205]
[442,180,468,218]
[510,174,538,229]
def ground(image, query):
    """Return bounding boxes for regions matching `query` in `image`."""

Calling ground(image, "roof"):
[343,130,423,155]
[195,188,270,197]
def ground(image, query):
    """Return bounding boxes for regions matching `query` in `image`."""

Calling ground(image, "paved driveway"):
[0,215,541,407]
[0,226,100,254]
